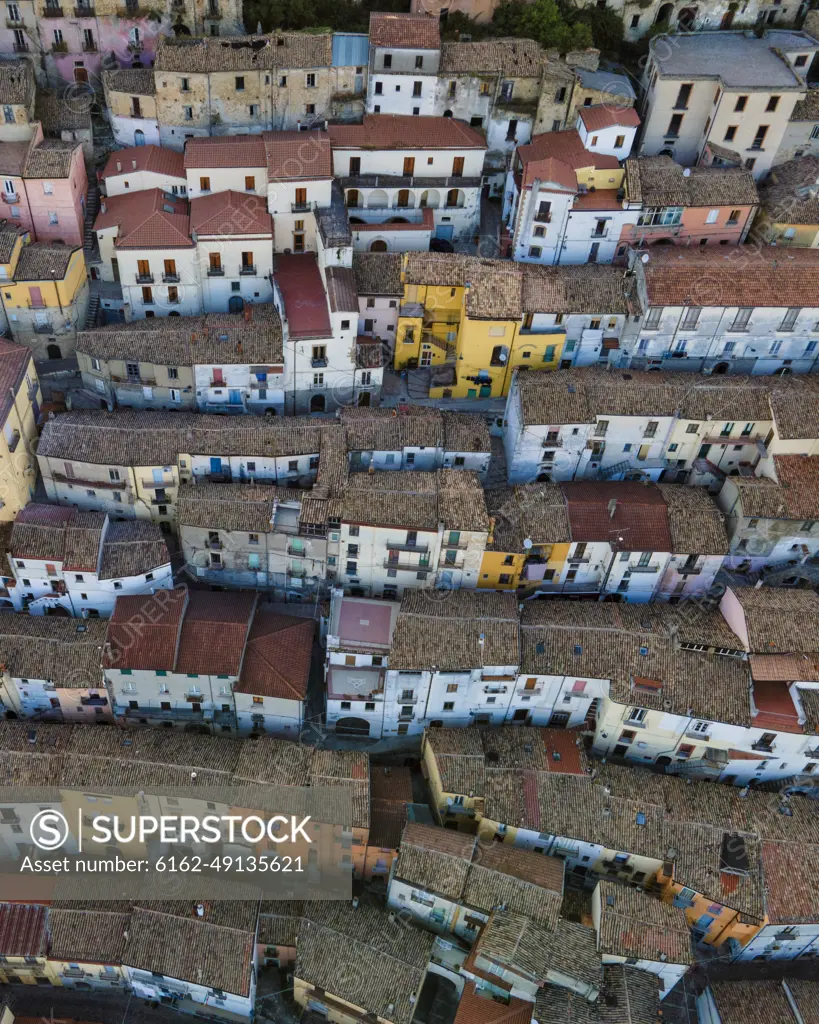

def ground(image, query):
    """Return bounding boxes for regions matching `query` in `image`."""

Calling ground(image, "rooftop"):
[353,251,403,296]
[0,59,35,106]
[754,156,819,225]
[0,616,108,689]
[0,338,33,424]
[477,911,600,989]
[191,189,273,236]
[265,129,332,180]
[596,881,695,965]
[103,67,156,96]
[648,29,817,88]
[235,611,314,701]
[94,189,191,249]
[183,134,267,170]
[102,144,184,181]
[577,104,640,133]
[733,455,819,521]
[729,586,819,654]
[516,128,620,190]
[440,38,556,77]
[14,242,78,282]
[329,115,486,151]
[274,254,331,339]
[155,32,333,74]
[369,11,440,50]
[625,156,759,208]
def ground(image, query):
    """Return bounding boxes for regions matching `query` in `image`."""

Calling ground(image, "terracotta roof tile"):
[626,155,759,208]
[454,983,534,1024]
[190,189,273,236]
[176,591,257,675]
[731,586,819,653]
[183,134,267,170]
[329,114,486,151]
[562,480,672,552]
[578,104,640,132]
[275,253,331,338]
[353,251,402,296]
[235,612,313,700]
[103,67,155,96]
[103,145,184,181]
[155,32,332,73]
[0,59,35,106]
[596,881,694,965]
[106,588,188,671]
[264,130,332,180]
[517,129,619,189]
[95,189,191,249]
[369,12,440,49]
[326,266,358,312]
[14,242,78,281]
[0,903,47,956]
[440,38,555,76]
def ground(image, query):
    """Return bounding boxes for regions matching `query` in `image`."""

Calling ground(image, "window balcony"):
[150,496,171,506]
[205,5,221,16]
[752,740,775,752]
[5,15,24,26]
[627,563,661,573]
[205,538,222,550]
[239,265,256,275]
[74,4,95,14]
[534,210,552,223]
[311,357,328,368]
[567,554,591,564]
[291,201,312,213]
[43,5,63,15]
[83,41,97,51]
[13,41,28,51]
[7,429,20,453]
[127,40,143,51]
[1,191,19,204]
[162,272,180,283]
[386,540,428,552]
[592,228,609,239]
[384,559,430,572]
[135,273,154,284]
[33,322,54,334]
[167,296,180,305]
[207,267,224,277]
[51,41,68,51]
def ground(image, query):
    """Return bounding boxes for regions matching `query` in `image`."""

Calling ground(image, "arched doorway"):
[443,109,453,117]
[310,394,326,413]
[46,343,61,359]
[228,295,244,314]
[168,310,180,316]
[173,20,191,34]
[134,128,145,146]
[395,189,412,209]
[369,239,388,252]
[346,188,362,208]
[712,362,729,374]
[655,2,673,22]
[678,6,697,27]
[335,717,370,737]
[445,188,464,208]
[358,391,371,407]
[367,189,388,209]
[419,189,440,208]
[775,366,792,375]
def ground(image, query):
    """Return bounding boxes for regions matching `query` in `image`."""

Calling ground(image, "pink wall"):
[619,204,756,248]
[26,144,87,246]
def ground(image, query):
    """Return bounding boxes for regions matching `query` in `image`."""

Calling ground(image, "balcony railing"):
[386,541,429,553]
[135,273,154,284]
[592,228,609,239]
[752,740,775,752]
[150,496,170,505]
[127,40,143,51]
[534,211,552,223]
[207,267,224,277]
[13,41,28,51]
[685,729,710,742]
[239,265,255,275]
[83,41,97,51]
[205,538,222,550]
[162,272,180,283]
[291,201,312,212]
[677,564,702,576]
[384,559,430,572]
[43,5,63,15]
[2,192,19,204]
[311,357,328,368]
[33,323,54,334]
[51,41,68,51]
[74,4,95,13]
[5,16,24,26]
[627,563,661,573]
[141,476,170,487]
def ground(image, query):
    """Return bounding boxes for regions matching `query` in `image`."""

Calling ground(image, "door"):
[403,157,415,176]
[229,389,242,405]
[512,709,529,723]
[452,156,464,177]
[74,64,88,84]
[435,225,455,241]
[589,242,600,263]
[111,258,119,282]
[698,443,711,458]
[420,350,432,367]
[212,368,224,384]
[637,444,650,461]
[720,8,734,27]
[210,457,222,474]
[29,286,43,308]
[134,128,145,145]
[228,295,244,314]
[358,391,370,407]
[479,384,492,398]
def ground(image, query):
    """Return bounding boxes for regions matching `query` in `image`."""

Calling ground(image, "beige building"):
[103,69,160,149]
[0,59,36,142]
[639,30,819,180]
[0,336,40,521]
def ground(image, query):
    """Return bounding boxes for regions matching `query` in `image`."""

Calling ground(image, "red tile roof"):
[176,591,257,676]
[642,246,819,308]
[264,130,332,180]
[761,841,819,924]
[275,254,331,339]
[190,190,273,236]
[102,144,185,181]
[236,611,314,700]
[369,11,440,49]
[370,764,414,803]
[517,129,619,190]
[106,588,188,670]
[561,481,672,553]
[749,653,819,682]
[578,104,641,133]
[368,800,408,849]
[751,680,803,734]
[329,115,486,151]
[454,982,534,1024]
[94,189,192,249]
[183,135,267,170]
[0,903,47,956]
[541,728,587,774]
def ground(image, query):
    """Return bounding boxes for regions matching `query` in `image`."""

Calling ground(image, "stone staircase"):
[83,180,100,260]
[84,291,100,330]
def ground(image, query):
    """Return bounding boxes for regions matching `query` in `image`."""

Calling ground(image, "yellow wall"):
[0,233,26,279]
[0,353,40,521]
[756,216,819,248]
[4,248,87,309]
[394,282,465,371]
[478,550,525,589]
[576,165,625,191]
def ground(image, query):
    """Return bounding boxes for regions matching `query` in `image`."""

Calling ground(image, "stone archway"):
[335,717,370,736]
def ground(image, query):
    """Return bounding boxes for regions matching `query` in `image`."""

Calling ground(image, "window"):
[235,75,244,90]
[751,126,768,150]
[745,158,756,171]
[306,72,315,88]
[780,307,800,332]
[727,209,741,225]
[644,307,662,330]
[724,125,737,142]
[735,95,747,112]
[528,245,542,258]
[666,113,683,137]
[184,106,193,121]
[767,95,780,112]
[730,308,752,331]
[681,307,701,329]
[200,176,210,192]
[615,134,625,148]
[627,707,648,723]
[705,209,719,224]
[674,83,692,109]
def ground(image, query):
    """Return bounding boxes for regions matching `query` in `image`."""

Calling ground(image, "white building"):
[638,30,819,180]
[101,145,187,198]
[6,504,171,618]
[352,251,402,354]
[366,12,441,118]
[329,115,486,248]
[627,246,819,376]
[503,124,639,266]
[106,588,312,737]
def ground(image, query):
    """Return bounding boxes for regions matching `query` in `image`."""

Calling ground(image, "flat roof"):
[650,30,815,88]
[274,254,331,339]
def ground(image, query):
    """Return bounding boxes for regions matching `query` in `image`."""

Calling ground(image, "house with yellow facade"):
[755,156,819,247]
[0,334,41,522]
[0,239,90,361]
[421,725,819,957]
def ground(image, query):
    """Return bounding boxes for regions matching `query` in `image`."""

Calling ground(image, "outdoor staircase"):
[84,292,100,330]
[596,459,632,480]
[83,181,100,259]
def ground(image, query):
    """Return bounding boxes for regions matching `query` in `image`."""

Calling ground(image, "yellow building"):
[755,156,819,248]
[395,253,565,401]
[0,336,41,522]
[0,240,90,361]
[480,484,571,591]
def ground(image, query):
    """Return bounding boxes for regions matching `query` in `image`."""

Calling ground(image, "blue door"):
[210,457,222,474]
[229,389,242,405]
[435,225,455,241]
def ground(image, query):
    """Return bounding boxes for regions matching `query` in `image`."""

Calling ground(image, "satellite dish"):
[641,253,650,263]
[523,538,533,550]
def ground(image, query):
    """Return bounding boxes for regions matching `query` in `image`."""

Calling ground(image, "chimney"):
[608,498,617,518]
[131,159,137,170]
[116,161,122,172]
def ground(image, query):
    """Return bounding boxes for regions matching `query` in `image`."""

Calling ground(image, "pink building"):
[0,122,87,245]
[618,157,759,251]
